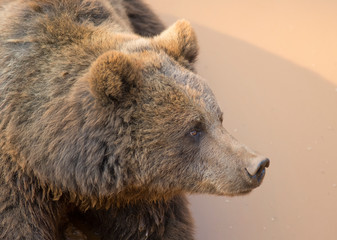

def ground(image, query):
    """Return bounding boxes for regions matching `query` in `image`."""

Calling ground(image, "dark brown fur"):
[0,0,268,239]
[122,0,165,36]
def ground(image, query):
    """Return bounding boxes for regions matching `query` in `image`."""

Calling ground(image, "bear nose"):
[246,158,270,181]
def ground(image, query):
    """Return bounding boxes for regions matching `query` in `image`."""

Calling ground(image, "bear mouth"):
[225,189,253,197]
[236,189,253,195]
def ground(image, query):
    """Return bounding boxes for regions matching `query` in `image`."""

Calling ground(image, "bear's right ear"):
[88,51,141,105]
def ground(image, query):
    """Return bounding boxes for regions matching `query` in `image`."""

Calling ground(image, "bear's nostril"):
[246,158,270,181]
[256,158,270,176]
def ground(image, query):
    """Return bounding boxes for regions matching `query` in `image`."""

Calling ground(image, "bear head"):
[80,20,269,203]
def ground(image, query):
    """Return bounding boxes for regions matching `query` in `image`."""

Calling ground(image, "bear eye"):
[187,121,204,141]
[189,129,201,138]
[190,130,198,136]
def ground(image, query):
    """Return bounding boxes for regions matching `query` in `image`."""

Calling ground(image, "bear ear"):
[152,19,199,67]
[88,51,141,104]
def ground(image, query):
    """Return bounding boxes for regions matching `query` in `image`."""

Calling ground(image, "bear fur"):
[0,0,268,239]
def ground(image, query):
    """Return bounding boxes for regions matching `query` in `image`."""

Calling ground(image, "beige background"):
[146,1,337,239]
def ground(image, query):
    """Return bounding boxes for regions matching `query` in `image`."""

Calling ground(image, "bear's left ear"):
[152,19,199,67]
[88,51,141,105]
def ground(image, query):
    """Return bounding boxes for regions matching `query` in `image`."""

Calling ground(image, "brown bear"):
[0,0,270,239]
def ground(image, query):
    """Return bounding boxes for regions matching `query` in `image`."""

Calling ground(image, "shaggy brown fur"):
[0,0,269,239]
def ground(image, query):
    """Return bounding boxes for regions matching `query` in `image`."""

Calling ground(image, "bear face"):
[82,20,269,202]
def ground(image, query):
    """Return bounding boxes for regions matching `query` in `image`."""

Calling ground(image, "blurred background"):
[146,1,337,239]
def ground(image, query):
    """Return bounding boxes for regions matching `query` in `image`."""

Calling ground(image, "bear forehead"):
[158,57,222,120]
[120,42,222,120]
